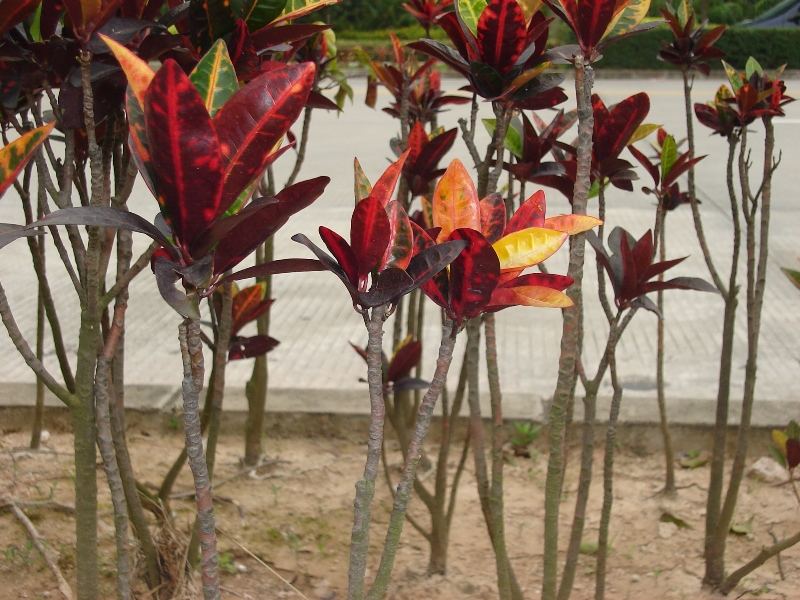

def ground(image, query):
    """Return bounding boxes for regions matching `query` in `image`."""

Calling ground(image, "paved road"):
[1,75,798,425]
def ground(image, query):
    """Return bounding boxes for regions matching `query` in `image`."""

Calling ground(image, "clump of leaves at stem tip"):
[420,159,600,327]
[695,58,794,136]
[292,154,468,311]
[403,122,458,197]
[629,128,706,211]
[2,38,332,318]
[409,0,567,109]
[587,226,716,314]
[403,0,454,35]
[539,92,653,199]
[543,0,656,63]
[658,0,726,75]
[360,32,470,122]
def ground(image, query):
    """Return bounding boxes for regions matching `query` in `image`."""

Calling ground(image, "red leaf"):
[212,176,329,273]
[0,0,42,37]
[231,284,271,334]
[144,60,225,252]
[477,0,527,74]
[627,143,659,187]
[350,196,391,284]
[502,272,573,291]
[786,439,800,470]
[479,193,507,243]
[387,339,422,382]
[407,122,428,166]
[381,200,414,270]
[505,189,546,235]
[448,228,500,321]
[371,152,408,207]
[319,226,359,287]
[213,62,316,210]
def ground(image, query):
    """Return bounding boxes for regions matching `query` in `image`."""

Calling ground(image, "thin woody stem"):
[179,319,221,600]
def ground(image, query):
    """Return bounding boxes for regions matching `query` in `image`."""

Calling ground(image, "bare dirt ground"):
[1,423,798,600]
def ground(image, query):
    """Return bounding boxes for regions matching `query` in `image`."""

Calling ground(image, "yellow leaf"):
[432,159,481,242]
[492,227,567,270]
[604,0,651,40]
[772,429,788,456]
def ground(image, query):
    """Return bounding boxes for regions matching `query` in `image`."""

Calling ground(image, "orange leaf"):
[492,227,567,270]
[543,214,602,235]
[494,285,573,308]
[432,159,480,242]
[100,34,154,108]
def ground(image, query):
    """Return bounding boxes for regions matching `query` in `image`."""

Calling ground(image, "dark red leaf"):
[479,192,507,243]
[477,0,526,74]
[387,340,422,382]
[350,196,391,284]
[594,92,651,160]
[211,176,329,273]
[144,60,224,252]
[224,257,326,283]
[228,334,279,360]
[627,144,659,187]
[358,267,415,307]
[448,228,499,321]
[787,439,800,470]
[319,226,359,287]
[213,62,316,210]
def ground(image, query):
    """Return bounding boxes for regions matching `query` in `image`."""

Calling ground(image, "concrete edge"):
[0,381,792,428]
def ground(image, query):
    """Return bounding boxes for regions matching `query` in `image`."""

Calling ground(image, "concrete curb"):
[0,382,792,428]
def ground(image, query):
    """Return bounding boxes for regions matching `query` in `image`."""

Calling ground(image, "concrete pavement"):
[0,76,798,426]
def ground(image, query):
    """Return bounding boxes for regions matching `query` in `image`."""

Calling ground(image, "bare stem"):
[178,319,220,600]
[367,320,458,599]
[542,57,594,600]
[348,305,388,600]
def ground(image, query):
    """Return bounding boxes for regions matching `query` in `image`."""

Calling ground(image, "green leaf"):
[579,541,598,556]
[457,0,487,35]
[660,134,677,181]
[745,56,764,79]
[354,158,372,203]
[782,267,800,290]
[189,39,239,117]
[730,517,753,536]
[627,123,660,146]
[677,0,692,27]
[722,60,743,92]
[678,449,709,469]
[788,420,800,440]
[482,118,523,159]
[29,1,42,42]
[660,511,691,529]
[231,0,287,30]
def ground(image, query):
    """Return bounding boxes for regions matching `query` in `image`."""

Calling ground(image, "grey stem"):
[367,320,458,599]
[348,305,388,600]
[178,319,220,600]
